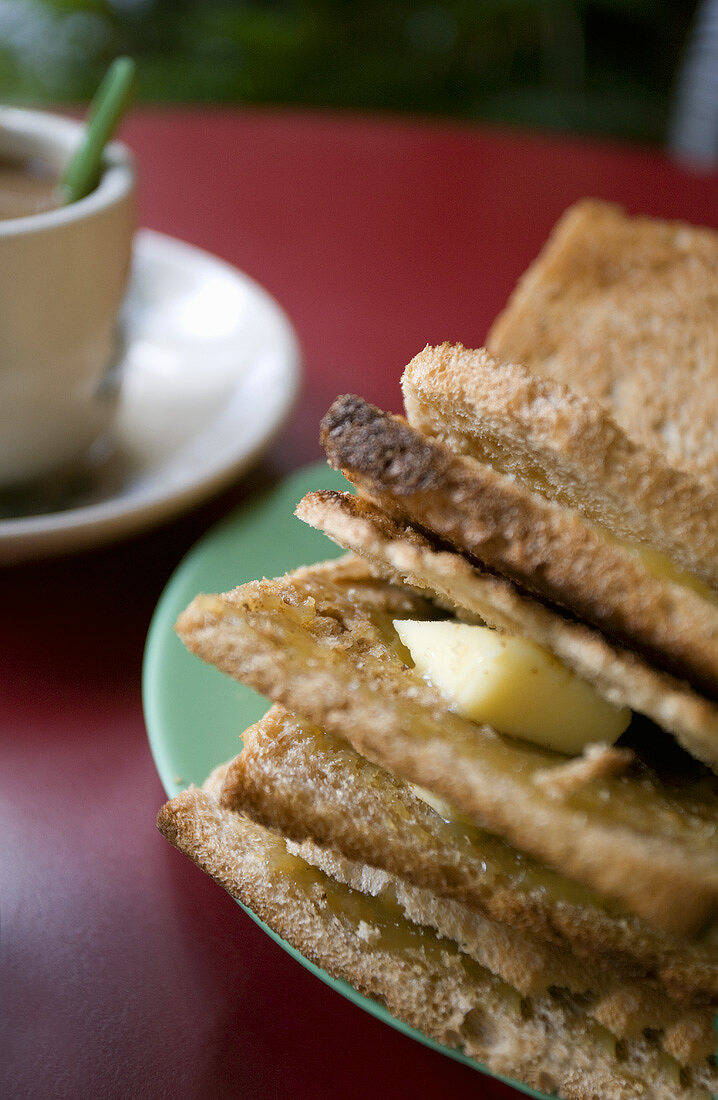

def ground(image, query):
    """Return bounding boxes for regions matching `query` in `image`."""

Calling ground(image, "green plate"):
[143,462,554,1100]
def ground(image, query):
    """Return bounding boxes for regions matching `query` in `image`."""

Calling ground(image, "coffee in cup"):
[0,154,60,221]
[0,107,135,489]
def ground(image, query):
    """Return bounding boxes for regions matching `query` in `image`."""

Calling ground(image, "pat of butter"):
[394,620,631,755]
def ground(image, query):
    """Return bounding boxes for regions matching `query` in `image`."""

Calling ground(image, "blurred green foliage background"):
[0,0,699,144]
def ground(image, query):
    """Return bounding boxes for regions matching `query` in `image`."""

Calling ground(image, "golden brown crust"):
[157,779,717,1098]
[292,838,716,1065]
[320,396,718,699]
[285,834,594,1001]
[296,490,718,770]
[487,199,718,480]
[402,342,718,590]
[175,558,718,935]
[220,704,718,1007]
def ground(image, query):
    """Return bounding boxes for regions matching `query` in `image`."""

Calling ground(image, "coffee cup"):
[0,107,135,488]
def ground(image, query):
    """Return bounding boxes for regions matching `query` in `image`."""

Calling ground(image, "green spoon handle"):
[60,57,136,205]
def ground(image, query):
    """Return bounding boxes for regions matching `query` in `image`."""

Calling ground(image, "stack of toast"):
[158,201,718,1100]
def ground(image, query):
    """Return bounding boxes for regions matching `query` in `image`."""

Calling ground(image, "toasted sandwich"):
[319,390,718,697]
[159,777,716,1098]
[486,198,718,480]
[174,556,718,934]
[159,732,718,1099]
[158,206,718,1099]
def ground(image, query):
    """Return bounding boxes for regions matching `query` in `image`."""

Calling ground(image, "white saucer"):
[0,230,301,564]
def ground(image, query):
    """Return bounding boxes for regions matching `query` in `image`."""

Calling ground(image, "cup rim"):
[0,105,135,238]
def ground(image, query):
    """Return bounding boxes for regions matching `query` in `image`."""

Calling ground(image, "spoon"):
[60,56,136,205]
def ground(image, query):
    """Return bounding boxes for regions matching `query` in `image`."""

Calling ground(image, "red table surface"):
[4,108,718,1100]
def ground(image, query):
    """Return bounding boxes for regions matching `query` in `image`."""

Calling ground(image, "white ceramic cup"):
[0,107,135,488]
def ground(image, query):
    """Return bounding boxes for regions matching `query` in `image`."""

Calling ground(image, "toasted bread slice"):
[175,558,718,934]
[221,707,617,992]
[296,490,718,770]
[402,342,718,592]
[320,396,718,698]
[487,199,718,479]
[290,839,716,1066]
[220,704,718,1015]
[157,777,718,1098]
